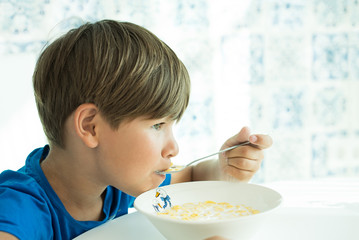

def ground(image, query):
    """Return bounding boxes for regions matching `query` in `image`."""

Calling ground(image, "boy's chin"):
[130,177,166,197]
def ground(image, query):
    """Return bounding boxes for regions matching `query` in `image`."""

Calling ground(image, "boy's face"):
[94,115,178,197]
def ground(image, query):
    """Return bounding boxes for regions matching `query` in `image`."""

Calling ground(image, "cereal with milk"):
[157,201,260,221]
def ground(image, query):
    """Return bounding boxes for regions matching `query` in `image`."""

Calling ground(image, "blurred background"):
[1,0,359,183]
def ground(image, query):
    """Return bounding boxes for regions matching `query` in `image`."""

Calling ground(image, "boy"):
[0,20,272,239]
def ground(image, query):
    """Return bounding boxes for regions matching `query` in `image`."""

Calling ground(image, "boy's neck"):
[41,146,107,221]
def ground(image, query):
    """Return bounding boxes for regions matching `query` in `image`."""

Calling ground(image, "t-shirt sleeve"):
[0,172,52,239]
[160,174,171,187]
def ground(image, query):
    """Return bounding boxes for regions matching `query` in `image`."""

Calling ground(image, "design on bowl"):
[152,187,172,213]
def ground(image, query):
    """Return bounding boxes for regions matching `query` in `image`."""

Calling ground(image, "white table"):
[75,179,359,240]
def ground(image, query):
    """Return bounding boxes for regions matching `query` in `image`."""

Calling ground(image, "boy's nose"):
[164,138,179,159]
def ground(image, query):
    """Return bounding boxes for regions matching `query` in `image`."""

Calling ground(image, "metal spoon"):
[156,141,251,175]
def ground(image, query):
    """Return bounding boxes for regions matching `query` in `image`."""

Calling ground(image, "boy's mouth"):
[156,162,172,175]
[155,169,167,176]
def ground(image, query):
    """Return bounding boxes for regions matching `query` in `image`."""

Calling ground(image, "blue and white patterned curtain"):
[1,0,358,183]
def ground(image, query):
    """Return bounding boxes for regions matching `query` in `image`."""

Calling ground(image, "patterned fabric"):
[1,0,358,182]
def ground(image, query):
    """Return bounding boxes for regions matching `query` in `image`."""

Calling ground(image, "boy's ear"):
[73,103,100,148]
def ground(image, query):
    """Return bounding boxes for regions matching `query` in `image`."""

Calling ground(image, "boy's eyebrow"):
[146,117,173,123]
[146,116,178,126]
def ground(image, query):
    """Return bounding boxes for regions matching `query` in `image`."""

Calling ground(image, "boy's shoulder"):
[0,146,50,201]
[0,168,46,195]
[0,169,53,239]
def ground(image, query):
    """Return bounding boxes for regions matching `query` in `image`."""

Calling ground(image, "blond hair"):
[33,20,190,148]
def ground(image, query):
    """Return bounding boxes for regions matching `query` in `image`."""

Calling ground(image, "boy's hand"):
[218,127,272,182]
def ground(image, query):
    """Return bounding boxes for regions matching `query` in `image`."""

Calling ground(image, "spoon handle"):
[185,141,251,167]
[157,141,252,175]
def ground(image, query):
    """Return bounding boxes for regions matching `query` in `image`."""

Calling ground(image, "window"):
[1,0,358,183]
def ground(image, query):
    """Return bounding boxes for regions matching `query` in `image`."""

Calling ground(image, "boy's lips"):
[156,168,168,175]
[155,170,167,177]
[156,164,171,175]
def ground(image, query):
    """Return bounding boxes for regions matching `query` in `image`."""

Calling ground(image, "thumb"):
[222,126,251,150]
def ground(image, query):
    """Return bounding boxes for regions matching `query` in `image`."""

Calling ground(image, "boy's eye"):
[152,123,164,130]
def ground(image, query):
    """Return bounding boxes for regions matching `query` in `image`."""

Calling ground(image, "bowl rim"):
[134,181,283,225]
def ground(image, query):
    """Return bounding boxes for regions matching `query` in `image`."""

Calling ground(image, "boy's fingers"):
[222,127,273,151]
[227,157,262,172]
[226,145,264,161]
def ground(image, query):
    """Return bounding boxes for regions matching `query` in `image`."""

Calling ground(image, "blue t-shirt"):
[0,145,171,239]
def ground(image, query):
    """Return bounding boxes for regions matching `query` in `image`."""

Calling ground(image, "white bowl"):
[134,181,282,240]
